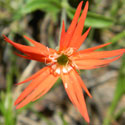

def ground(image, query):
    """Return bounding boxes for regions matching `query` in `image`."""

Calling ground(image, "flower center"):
[57,54,69,65]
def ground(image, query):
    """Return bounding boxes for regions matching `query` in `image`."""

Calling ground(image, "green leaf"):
[21,0,61,14]
[14,0,61,20]
[103,55,125,125]
[109,31,125,45]
[117,55,125,93]
[85,12,114,28]
[67,6,114,28]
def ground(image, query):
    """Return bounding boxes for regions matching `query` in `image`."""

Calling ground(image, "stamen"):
[47,47,50,53]
[51,64,57,69]
[44,57,47,64]
[62,67,67,73]
[55,68,60,74]
[72,61,79,69]
[48,47,75,75]
[64,48,74,56]
[49,55,57,62]
[65,83,68,88]
[62,66,72,73]
[71,61,80,74]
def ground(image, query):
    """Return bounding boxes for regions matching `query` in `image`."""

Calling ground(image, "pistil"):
[57,54,69,65]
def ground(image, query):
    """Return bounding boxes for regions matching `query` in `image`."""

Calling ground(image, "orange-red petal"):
[59,20,66,50]
[24,35,55,55]
[14,52,50,63]
[68,1,89,49]
[71,70,92,98]
[15,67,50,105]
[31,76,57,101]
[75,54,123,70]
[3,35,42,55]
[73,49,125,60]
[59,1,83,50]
[69,27,91,50]
[61,70,90,123]
[75,42,111,54]
[16,73,59,109]
[3,35,56,61]
[16,66,50,85]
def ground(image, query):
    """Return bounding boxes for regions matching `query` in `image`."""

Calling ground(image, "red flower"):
[3,1,124,123]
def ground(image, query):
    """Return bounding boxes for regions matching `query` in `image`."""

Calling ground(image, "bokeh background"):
[0,0,125,125]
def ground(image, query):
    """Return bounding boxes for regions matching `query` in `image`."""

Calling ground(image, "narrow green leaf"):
[85,12,114,28]
[109,31,125,45]
[67,6,114,28]
[13,0,61,20]
[103,55,125,125]
[21,0,61,14]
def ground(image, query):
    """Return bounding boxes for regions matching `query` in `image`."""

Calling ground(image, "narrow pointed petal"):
[67,1,83,35]
[61,71,90,123]
[69,71,90,123]
[32,76,58,101]
[61,73,82,108]
[59,1,83,50]
[16,66,49,85]
[14,52,32,60]
[70,27,91,50]
[24,35,55,55]
[75,54,123,69]
[73,49,125,60]
[15,67,50,105]
[59,20,66,50]
[68,1,89,48]
[76,42,111,54]
[72,70,92,98]
[16,74,59,109]
[3,35,41,55]
[14,52,50,63]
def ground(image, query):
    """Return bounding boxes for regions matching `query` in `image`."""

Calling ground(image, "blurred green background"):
[0,0,125,125]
